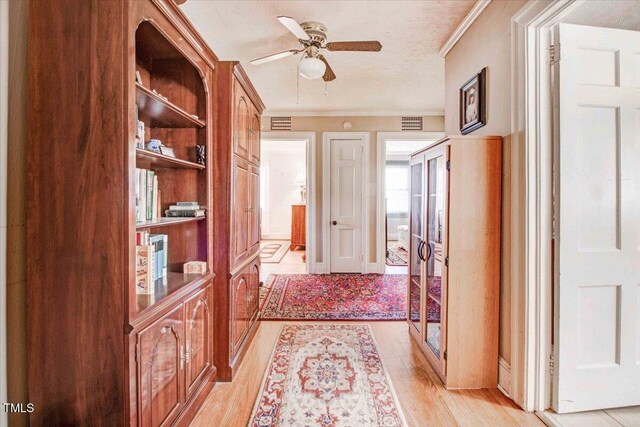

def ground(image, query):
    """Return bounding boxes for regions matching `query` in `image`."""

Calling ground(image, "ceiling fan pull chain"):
[297,55,303,104]
[325,82,328,96]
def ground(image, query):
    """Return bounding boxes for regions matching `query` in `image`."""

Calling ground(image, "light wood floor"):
[191,321,545,427]
[259,240,306,276]
[538,407,640,427]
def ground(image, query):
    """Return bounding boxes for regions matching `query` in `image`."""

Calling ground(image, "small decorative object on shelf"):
[166,201,205,217]
[152,88,168,101]
[135,245,154,295]
[196,145,205,165]
[135,70,143,85]
[136,119,145,149]
[160,146,175,157]
[184,261,207,275]
[145,138,161,153]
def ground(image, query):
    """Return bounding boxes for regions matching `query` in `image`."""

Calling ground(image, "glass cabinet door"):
[408,160,424,331]
[425,155,445,357]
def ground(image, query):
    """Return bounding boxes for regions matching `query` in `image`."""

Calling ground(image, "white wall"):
[260,139,306,240]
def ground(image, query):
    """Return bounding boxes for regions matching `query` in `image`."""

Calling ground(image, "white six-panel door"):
[553,23,640,413]
[329,138,364,273]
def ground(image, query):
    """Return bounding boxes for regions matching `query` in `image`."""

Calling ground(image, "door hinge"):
[446,160,451,171]
[549,344,554,374]
[549,43,560,65]
[444,257,449,267]
[360,253,364,261]
[443,350,448,361]
[135,342,140,362]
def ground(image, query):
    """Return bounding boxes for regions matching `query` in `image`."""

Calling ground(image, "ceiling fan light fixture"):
[299,56,326,80]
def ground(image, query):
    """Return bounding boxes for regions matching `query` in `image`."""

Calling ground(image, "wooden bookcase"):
[27,1,221,425]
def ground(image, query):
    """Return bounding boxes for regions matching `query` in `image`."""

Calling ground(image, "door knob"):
[331,220,337,225]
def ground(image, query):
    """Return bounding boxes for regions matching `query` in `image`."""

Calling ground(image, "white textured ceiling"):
[180,0,475,114]
[561,1,640,31]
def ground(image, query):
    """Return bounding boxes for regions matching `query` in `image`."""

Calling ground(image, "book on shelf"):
[165,209,205,218]
[176,201,199,207]
[135,231,168,294]
[168,204,200,210]
[135,168,161,223]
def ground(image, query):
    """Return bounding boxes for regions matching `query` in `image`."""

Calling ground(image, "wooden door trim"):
[322,132,370,274]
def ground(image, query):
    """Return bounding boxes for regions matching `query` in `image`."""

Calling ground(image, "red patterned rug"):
[249,324,407,427]
[260,274,406,321]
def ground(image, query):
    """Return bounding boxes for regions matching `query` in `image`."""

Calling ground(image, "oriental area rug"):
[260,274,406,321]
[249,324,407,427]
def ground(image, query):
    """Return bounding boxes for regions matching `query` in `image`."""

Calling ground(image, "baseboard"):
[309,262,329,274]
[498,357,512,397]
[366,262,385,274]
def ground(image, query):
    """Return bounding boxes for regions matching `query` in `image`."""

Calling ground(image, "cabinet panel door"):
[185,286,212,398]
[247,259,260,323]
[138,305,185,427]
[231,272,248,357]
[249,109,260,165]
[232,159,250,267]
[249,165,260,254]
[233,80,250,161]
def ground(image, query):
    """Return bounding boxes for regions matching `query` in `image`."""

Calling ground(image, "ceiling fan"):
[250,16,382,82]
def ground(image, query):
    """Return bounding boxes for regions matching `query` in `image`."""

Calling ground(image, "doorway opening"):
[259,137,309,276]
[376,133,444,275]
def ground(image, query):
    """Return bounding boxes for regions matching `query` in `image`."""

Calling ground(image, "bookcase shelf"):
[136,271,214,314]
[136,83,206,129]
[136,216,205,229]
[136,148,205,170]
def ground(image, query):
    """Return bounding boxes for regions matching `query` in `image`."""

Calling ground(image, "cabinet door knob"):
[331,220,337,225]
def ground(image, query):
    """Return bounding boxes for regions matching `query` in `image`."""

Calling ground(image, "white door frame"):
[510,0,584,412]
[260,132,316,273]
[322,132,370,274]
[376,132,445,273]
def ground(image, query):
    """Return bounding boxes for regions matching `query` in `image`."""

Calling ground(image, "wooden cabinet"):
[232,158,250,266]
[185,287,212,398]
[137,305,185,427]
[137,284,213,426]
[407,136,501,389]
[250,108,261,165]
[231,273,249,355]
[290,204,306,250]
[230,257,261,361]
[233,79,251,160]
[212,63,264,381]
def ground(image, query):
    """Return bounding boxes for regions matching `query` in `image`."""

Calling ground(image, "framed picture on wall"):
[459,67,487,135]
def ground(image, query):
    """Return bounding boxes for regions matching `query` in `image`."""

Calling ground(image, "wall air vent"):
[402,116,423,131]
[270,116,292,131]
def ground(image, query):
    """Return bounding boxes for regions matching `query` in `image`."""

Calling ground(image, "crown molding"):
[262,110,445,117]
[439,0,492,58]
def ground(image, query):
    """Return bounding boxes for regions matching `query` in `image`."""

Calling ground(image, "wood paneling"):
[27,1,127,424]
[211,62,264,381]
[28,0,217,424]
[185,287,212,398]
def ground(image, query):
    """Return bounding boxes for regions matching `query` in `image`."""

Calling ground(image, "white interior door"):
[330,138,363,273]
[553,23,640,413]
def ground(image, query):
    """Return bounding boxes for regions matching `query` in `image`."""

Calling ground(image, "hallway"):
[191,321,545,427]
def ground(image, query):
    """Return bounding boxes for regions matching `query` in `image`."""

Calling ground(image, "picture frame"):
[160,146,176,157]
[459,67,487,135]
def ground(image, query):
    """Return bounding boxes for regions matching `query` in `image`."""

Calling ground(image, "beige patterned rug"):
[259,241,289,263]
[249,324,407,426]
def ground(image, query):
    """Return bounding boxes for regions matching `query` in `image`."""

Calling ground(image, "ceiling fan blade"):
[325,41,382,52]
[318,55,336,82]
[277,16,310,41]
[250,49,301,65]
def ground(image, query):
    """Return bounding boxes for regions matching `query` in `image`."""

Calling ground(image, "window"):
[386,162,409,215]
